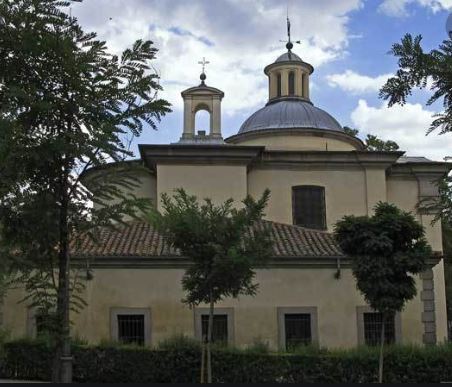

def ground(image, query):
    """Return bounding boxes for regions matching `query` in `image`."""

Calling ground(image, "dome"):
[275,51,302,62]
[238,100,343,134]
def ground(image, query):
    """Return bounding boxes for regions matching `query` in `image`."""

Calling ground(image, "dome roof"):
[238,100,343,134]
[275,51,302,63]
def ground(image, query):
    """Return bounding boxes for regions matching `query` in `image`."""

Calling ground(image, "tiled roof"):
[70,220,343,260]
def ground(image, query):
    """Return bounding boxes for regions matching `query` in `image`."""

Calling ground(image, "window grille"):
[277,73,282,97]
[288,71,295,95]
[201,314,228,345]
[363,313,395,346]
[117,314,145,345]
[292,186,326,230]
[284,313,312,350]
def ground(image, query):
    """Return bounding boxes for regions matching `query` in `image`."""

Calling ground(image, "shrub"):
[2,339,452,383]
[157,334,200,351]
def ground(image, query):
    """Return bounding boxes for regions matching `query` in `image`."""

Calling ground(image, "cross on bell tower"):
[198,57,210,85]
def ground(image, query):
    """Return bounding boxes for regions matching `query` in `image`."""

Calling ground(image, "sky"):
[71,0,452,161]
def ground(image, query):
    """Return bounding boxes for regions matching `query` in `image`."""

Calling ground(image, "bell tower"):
[179,58,225,144]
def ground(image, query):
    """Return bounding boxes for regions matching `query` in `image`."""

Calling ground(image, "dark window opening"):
[201,314,228,345]
[363,313,395,346]
[285,313,312,350]
[277,73,282,97]
[292,186,326,230]
[117,314,145,345]
[35,310,55,337]
[288,71,295,95]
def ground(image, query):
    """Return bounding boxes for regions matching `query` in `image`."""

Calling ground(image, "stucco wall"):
[90,171,157,219]
[156,165,248,211]
[387,175,447,342]
[248,167,368,230]
[2,267,426,349]
[232,134,358,151]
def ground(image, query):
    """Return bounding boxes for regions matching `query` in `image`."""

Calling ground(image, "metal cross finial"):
[198,57,210,74]
[279,11,301,53]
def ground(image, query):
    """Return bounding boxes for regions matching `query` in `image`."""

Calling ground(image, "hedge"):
[2,339,452,383]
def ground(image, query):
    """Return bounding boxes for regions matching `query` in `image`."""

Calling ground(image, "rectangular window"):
[292,186,326,230]
[363,313,395,346]
[201,314,228,345]
[117,314,145,346]
[284,313,312,350]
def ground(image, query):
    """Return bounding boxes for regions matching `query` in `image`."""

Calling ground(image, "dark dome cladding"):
[238,100,344,134]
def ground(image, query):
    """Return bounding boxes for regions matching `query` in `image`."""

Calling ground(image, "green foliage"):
[443,221,452,324]
[0,0,170,380]
[335,202,431,314]
[380,34,452,135]
[150,188,273,306]
[4,340,452,383]
[157,334,201,351]
[365,134,400,152]
[343,127,400,151]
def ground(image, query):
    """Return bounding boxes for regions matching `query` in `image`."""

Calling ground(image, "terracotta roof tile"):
[70,220,344,259]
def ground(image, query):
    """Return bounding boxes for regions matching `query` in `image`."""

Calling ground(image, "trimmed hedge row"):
[2,340,452,383]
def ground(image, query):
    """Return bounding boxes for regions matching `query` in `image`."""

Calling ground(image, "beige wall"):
[156,165,248,211]
[233,134,358,151]
[248,167,368,230]
[91,172,157,220]
[2,267,427,349]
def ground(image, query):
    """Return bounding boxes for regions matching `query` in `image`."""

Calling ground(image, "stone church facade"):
[3,46,450,350]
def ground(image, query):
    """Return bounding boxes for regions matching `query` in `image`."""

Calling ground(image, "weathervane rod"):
[287,2,291,44]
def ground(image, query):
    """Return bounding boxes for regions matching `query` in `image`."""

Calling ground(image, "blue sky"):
[72,0,452,161]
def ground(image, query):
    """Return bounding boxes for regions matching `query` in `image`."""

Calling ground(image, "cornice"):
[72,254,442,269]
[138,144,265,172]
[225,127,366,151]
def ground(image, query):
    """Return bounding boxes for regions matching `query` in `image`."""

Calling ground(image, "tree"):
[380,34,452,135]
[343,127,400,151]
[0,0,170,382]
[150,189,272,383]
[335,202,431,383]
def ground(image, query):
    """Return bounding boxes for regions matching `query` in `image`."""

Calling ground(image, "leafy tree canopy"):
[335,202,431,314]
[343,127,400,151]
[380,34,452,135]
[150,189,273,306]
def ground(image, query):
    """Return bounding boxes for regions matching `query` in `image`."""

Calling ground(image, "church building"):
[2,41,450,350]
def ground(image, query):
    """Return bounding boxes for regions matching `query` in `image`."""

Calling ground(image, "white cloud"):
[378,0,452,17]
[326,70,393,94]
[70,0,364,115]
[351,99,452,161]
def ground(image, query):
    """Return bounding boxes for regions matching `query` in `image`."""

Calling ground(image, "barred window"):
[117,314,145,346]
[201,314,228,345]
[292,186,326,230]
[288,71,295,95]
[363,313,395,346]
[284,313,312,350]
[277,73,282,97]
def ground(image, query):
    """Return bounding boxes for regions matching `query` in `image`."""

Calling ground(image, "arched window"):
[288,71,295,96]
[277,73,282,97]
[292,186,326,230]
[194,106,211,135]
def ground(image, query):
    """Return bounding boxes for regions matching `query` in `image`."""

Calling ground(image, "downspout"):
[334,256,341,279]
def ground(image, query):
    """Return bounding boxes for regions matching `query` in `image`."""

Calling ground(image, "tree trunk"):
[200,335,205,383]
[207,292,214,383]
[378,314,386,384]
[52,189,72,383]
